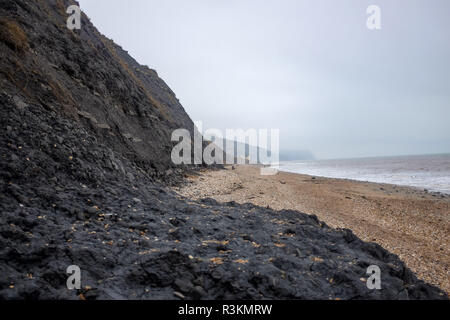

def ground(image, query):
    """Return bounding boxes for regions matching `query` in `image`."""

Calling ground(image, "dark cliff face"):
[0,0,194,178]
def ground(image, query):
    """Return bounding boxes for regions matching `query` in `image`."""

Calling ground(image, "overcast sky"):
[79,0,450,159]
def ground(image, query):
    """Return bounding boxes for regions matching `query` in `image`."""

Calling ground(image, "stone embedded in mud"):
[174,279,194,294]
[85,206,98,216]
[13,96,28,110]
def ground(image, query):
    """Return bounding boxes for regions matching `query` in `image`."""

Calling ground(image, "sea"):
[279,153,450,194]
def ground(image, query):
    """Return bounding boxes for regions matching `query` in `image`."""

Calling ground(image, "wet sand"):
[175,165,450,294]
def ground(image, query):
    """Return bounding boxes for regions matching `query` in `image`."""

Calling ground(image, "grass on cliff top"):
[0,19,29,52]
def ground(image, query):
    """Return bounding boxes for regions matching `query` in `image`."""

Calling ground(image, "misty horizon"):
[79,0,450,160]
